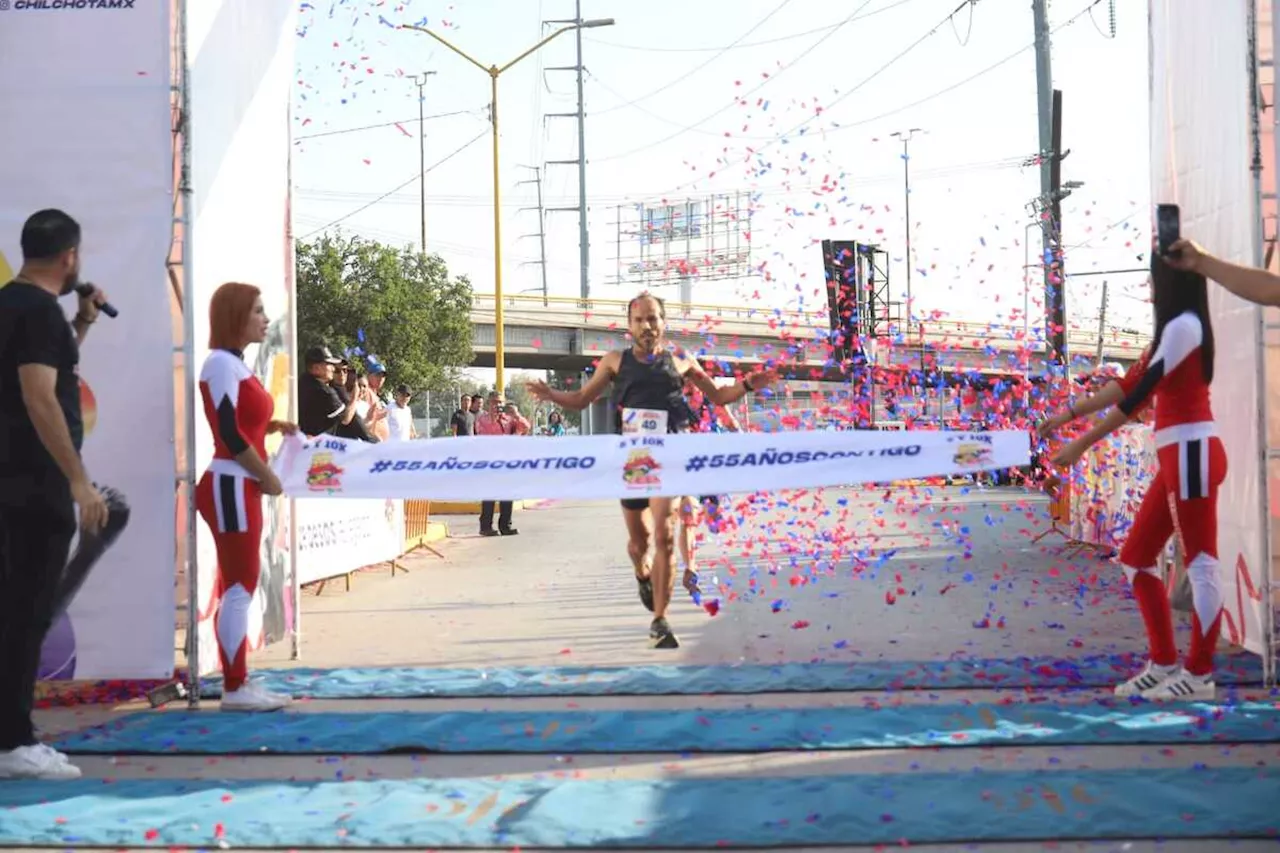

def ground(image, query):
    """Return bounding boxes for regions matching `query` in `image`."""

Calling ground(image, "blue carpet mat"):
[199,653,1264,698]
[55,702,1280,755]
[1,769,1274,847]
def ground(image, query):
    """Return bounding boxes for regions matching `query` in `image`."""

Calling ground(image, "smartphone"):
[1156,204,1181,256]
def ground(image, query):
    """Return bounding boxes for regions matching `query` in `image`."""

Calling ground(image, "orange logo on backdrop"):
[0,249,98,437]
[1221,553,1263,648]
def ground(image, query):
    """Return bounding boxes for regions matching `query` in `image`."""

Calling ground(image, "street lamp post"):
[403,18,615,394]
[890,128,922,333]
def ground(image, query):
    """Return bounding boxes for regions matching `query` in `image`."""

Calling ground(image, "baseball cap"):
[394,384,412,397]
[305,345,343,366]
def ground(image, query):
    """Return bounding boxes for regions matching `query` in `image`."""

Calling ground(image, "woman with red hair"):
[197,282,297,712]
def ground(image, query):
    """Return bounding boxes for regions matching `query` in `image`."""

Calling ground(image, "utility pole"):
[1094,279,1109,367]
[412,71,436,252]
[1031,0,1058,371]
[517,165,550,305]
[890,128,922,333]
[545,0,592,301]
[1047,89,1067,369]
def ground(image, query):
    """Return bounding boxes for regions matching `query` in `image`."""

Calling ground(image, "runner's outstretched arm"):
[528,351,619,410]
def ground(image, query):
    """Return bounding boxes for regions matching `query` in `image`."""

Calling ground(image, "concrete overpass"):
[469,293,1150,377]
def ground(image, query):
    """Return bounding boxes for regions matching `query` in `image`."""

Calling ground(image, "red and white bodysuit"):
[1113,310,1227,696]
[195,348,274,696]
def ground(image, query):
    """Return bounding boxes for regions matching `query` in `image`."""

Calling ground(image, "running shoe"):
[649,616,679,649]
[221,681,292,712]
[637,575,655,612]
[0,744,81,780]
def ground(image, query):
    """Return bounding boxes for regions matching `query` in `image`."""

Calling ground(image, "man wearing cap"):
[362,358,391,442]
[298,345,357,437]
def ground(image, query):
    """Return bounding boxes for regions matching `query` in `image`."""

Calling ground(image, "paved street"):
[28,486,1276,852]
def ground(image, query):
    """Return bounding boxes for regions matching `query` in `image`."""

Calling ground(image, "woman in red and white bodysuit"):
[1047,256,1224,701]
[196,282,298,712]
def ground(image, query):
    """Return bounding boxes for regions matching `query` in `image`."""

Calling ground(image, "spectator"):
[298,345,356,437]
[385,384,416,442]
[469,394,482,421]
[505,402,531,434]
[452,394,474,436]
[332,363,378,443]
[546,410,566,436]
[475,392,530,537]
[362,359,390,442]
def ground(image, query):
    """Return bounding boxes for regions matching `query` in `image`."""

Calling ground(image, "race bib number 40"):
[622,408,668,436]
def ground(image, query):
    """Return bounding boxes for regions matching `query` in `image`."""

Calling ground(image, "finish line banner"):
[275,430,1030,501]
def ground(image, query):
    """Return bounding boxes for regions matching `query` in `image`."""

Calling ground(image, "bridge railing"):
[470,293,1150,354]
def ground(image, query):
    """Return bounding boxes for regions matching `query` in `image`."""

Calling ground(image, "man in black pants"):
[0,210,111,781]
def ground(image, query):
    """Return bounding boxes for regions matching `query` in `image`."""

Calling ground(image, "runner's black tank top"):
[612,349,689,434]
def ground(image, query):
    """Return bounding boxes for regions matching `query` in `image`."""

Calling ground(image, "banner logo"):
[306,452,344,493]
[952,441,992,468]
[0,0,137,10]
[622,449,661,489]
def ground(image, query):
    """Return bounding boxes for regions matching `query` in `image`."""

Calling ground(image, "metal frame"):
[171,0,202,709]
[1262,0,1279,686]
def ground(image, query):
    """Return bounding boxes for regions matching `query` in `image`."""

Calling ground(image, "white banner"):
[0,1,176,679]
[294,499,404,587]
[1150,0,1268,654]
[188,0,298,675]
[275,430,1030,501]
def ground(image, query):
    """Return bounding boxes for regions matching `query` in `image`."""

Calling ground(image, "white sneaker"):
[1114,660,1179,697]
[34,743,74,766]
[221,681,292,712]
[1141,667,1217,702]
[0,744,82,780]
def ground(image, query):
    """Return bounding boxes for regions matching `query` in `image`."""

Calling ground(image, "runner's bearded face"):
[629,297,665,355]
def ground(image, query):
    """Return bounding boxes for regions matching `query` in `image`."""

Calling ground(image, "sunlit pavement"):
[30,487,1276,851]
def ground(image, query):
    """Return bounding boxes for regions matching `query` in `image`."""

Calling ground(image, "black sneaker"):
[479,529,500,537]
[636,575,654,612]
[649,617,679,649]
[499,527,519,536]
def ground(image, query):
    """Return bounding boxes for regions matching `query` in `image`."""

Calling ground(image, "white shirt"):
[385,400,414,442]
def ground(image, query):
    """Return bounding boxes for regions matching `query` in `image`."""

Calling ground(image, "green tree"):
[295,233,473,393]
[546,369,585,430]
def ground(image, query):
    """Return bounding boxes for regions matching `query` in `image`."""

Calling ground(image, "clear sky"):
[291,0,1152,357]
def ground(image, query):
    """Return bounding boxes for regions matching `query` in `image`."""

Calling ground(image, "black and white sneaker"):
[649,617,679,649]
[1142,667,1216,702]
[1114,660,1178,697]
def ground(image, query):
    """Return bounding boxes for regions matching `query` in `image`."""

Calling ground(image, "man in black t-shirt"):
[0,209,110,781]
[297,344,356,437]
[451,394,474,436]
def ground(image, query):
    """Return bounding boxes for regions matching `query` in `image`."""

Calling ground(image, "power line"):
[299,128,490,240]
[644,0,1106,200]
[582,0,918,54]
[294,108,483,141]
[591,0,879,163]
[590,0,795,116]
[294,153,1028,207]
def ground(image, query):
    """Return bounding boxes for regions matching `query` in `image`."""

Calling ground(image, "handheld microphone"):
[74,282,119,318]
